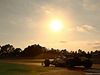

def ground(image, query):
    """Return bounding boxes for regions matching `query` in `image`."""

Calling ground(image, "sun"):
[50,20,62,32]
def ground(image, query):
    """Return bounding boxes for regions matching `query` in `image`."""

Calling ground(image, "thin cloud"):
[88,42,100,45]
[69,25,95,32]
[59,41,67,43]
[94,42,100,45]
[87,41,100,49]
[83,25,94,30]
[93,46,100,49]
[68,27,86,32]
[76,27,86,32]
[67,28,75,31]
[83,0,100,11]
[41,6,55,14]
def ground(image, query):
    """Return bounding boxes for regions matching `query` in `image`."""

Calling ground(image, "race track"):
[0,59,100,75]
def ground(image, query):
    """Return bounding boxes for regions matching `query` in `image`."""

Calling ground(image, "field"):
[0,62,61,75]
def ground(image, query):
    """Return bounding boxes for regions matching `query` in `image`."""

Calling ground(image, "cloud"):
[76,27,86,32]
[93,42,100,45]
[83,0,100,11]
[93,46,100,49]
[87,41,100,49]
[83,25,94,30]
[59,41,67,43]
[68,25,95,32]
[88,42,100,45]
[67,27,86,32]
[41,6,55,14]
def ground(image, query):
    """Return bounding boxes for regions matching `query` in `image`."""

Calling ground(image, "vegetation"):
[0,44,100,58]
[0,62,61,75]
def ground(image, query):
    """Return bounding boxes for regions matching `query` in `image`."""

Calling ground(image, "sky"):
[0,0,100,51]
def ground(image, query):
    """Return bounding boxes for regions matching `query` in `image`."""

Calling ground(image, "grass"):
[0,62,61,75]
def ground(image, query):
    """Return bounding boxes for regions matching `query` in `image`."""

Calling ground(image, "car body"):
[51,55,92,68]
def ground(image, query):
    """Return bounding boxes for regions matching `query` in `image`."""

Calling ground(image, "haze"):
[0,0,100,51]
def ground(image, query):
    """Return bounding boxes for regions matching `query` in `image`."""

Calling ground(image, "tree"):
[0,45,1,50]
[90,51,93,54]
[0,45,1,56]
[21,44,43,57]
[41,47,47,53]
[0,44,15,56]
[78,49,82,54]
[13,48,22,56]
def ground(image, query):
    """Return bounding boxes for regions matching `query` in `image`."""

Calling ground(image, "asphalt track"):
[0,59,100,75]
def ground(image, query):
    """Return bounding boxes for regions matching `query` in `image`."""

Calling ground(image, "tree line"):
[0,44,100,58]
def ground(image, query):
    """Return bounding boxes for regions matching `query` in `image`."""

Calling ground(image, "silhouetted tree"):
[75,51,77,54]
[0,44,15,56]
[42,47,47,53]
[87,51,89,54]
[56,49,60,53]
[78,49,82,54]
[82,51,86,54]
[0,45,1,56]
[0,45,1,50]
[21,44,43,57]
[90,51,93,54]
[12,48,22,56]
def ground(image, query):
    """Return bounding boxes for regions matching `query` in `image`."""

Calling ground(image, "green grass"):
[0,62,61,75]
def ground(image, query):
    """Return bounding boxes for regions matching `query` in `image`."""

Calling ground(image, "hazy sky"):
[0,0,100,51]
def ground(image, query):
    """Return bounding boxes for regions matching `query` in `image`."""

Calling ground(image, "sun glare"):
[50,20,62,32]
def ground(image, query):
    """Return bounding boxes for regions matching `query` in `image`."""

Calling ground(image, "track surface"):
[0,59,100,75]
